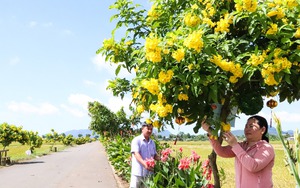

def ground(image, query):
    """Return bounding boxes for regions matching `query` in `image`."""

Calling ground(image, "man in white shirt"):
[130,123,159,188]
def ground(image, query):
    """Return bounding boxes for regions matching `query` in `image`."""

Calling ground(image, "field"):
[1,142,67,163]
[164,140,296,188]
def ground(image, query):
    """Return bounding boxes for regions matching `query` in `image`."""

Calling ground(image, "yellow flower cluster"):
[152,120,162,128]
[210,55,243,83]
[103,38,114,50]
[235,0,257,12]
[184,30,204,52]
[145,36,162,63]
[202,17,215,28]
[172,48,185,62]
[221,122,231,132]
[141,78,159,95]
[215,13,233,33]
[178,93,189,101]
[150,102,173,117]
[146,118,153,125]
[184,13,201,27]
[266,23,278,35]
[267,7,285,19]
[158,70,174,84]
[136,105,145,114]
[147,5,160,22]
[261,57,292,85]
[247,51,268,66]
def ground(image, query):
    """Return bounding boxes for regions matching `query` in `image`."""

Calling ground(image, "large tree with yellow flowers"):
[98,0,300,187]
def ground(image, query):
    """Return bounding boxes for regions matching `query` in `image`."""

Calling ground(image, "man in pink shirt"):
[202,115,275,188]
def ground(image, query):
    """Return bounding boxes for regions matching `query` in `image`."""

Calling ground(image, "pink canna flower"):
[190,150,200,162]
[178,157,191,170]
[145,157,155,168]
[161,155,169,162]
[161,148,172,157]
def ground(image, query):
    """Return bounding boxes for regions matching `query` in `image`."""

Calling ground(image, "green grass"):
[163,141,296,188]
[1,142,68,164]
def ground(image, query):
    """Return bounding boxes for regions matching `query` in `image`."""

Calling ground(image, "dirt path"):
[0,142,120,188]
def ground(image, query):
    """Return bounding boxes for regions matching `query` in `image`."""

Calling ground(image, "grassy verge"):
[1,142,68,164]
[162,140,296,188]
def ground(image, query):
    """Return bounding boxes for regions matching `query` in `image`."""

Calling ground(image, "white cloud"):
[91,54,133,78]
[106,96,132,114]
[62,29,73,36]
[8,56,20,65]
[83,80,97,86]
[68,94,96,110]
[29,21,37,27]
[60,104,86,118]
[42,22,53,27]
[8,101,59,115]
[274,111,300,123]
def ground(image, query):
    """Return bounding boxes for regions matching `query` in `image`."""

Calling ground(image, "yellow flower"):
[145,118,153,124]
[153,120,162,128]
[184,30,204,52]
[188,64,194,70]
[266,23,278,35]
[295,28,300,38]
[141,78,159,95]
[184,13,200,27]
[137,105,145,114]
[172,48,185,62]
[145,36,162,63]
[159,70,174,84]
[192,4,199,9]
[178,93,189,101]
[221,122,231,132]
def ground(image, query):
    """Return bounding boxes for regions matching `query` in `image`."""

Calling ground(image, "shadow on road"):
[13,161,45,165]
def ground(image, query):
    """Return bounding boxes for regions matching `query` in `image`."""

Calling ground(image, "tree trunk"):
[210,98,231,188]
[209,150,220,188]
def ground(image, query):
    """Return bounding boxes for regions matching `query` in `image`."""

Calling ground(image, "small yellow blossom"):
[295,28,300,38]
[184,30,204,52]
[145,118,153,124]
[153,120,162,128]
[221,122,231,132]
[266,23,278,35]
[172,48,185,62]
[159,70,174,84]
[178,93,189,101]
[137,105,145,114]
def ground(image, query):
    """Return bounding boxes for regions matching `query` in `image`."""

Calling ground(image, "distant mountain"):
[232,127,294,136]
[64,129,97,138]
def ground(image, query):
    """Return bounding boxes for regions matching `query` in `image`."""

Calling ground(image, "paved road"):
[0,142,119,188]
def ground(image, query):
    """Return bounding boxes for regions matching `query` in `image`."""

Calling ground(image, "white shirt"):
[131,134,157,177]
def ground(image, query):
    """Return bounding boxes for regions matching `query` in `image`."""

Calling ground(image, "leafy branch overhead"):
[98,0,300,133]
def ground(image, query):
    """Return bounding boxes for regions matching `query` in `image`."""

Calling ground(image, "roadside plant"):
[26,130,43,153]
[273,113,300,187]
[0,122,28,149]
[144,147,213,188]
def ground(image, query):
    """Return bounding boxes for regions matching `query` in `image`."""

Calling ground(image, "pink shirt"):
[210,139,274,188]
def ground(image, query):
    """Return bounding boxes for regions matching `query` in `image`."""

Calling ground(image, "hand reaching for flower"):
[222,132,238,146]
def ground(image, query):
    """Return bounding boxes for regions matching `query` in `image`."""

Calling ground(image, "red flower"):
[190,150,200,162]
[161,148,172,157]
[179,147,183,152]
[178,157,191,170]
[145,157,155,168]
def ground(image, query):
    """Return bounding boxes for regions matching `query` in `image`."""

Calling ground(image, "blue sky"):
[0,0,299,135]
